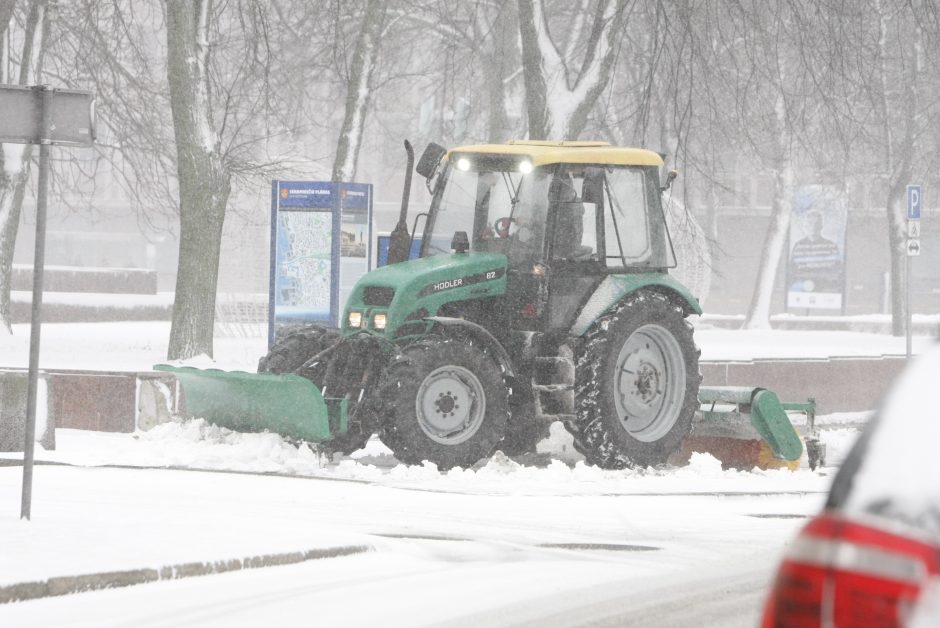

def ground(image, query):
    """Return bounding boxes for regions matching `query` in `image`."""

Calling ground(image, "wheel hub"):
[416,366,486,445]
[434,391,459,416]
[633,362,661,405]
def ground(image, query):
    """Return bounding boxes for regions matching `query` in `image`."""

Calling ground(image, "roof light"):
[456,157,471,171]
[518,160,533,174]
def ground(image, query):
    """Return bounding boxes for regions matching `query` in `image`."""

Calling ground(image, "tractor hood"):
[342,252,508,337]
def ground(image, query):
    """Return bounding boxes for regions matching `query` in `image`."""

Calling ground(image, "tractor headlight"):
[373,313,387,330]
[456,157,471,171]
[348,311,362,328]
[518,160,533,174]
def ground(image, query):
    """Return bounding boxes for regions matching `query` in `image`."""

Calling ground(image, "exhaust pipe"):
[387,140,415,265]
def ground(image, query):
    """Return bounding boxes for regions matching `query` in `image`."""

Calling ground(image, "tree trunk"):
[876,7,919,336]
[517,0,625,140]
[485,7,515,143]
[0,150,32,333]
[165,0,231,360]
[742,9,800,330]
[886,184,907,335]
[331,0,388,183]
[743,162,793,329]
[0,0,47,333]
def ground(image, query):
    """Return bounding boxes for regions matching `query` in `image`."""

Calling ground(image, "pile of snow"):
[11,415,855,499]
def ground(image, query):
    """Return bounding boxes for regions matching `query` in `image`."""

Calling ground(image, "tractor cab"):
[418,141,678,333]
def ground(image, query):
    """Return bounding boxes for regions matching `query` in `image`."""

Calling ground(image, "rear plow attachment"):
[676,386,826,471]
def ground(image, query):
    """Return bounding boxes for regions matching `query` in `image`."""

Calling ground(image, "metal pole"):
[906,247,912,360]
[21,86,52,520]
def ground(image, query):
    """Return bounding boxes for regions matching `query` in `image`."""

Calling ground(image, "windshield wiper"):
[501,172,524,219]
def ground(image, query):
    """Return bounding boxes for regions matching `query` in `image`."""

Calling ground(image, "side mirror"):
[582,168,604,205]
[416,142,447,179]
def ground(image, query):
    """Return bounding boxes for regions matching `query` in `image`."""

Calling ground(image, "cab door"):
[545,169,606,332]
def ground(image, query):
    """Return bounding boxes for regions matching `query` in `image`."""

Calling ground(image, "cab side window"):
[604,169,651,267]
[550,173,597,261]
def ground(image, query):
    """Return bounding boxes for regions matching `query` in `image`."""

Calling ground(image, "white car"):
[762,343,940,627]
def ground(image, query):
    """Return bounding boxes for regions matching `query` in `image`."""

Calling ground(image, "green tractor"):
[161,140,706,470]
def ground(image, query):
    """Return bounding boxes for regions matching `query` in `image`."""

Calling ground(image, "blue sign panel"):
[340,183,371,210]
[376,235,422,267]
[276,181,333,209]
[269,181,373,347]
[907,184,922,220]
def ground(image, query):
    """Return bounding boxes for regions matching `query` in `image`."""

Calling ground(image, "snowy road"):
[0,466,814,628]
[0,426,835,627]
[0,543,778,628]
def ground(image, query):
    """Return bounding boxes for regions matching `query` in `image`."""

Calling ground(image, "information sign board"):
[268,181,373,346]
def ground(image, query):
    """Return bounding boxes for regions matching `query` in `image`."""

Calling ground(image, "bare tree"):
[163,0,231,359]
[53,1,333,358]
[0,0,48,333]
[402,1,521,144]
[517,0,627,140]
[332,0,389,182]
[872,1,926,335]
[704,2,815,329]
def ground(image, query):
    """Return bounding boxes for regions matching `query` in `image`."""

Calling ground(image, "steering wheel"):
[494,217,514,239]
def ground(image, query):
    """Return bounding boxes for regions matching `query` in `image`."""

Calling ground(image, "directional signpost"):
[905,185,922,359]
[1,84,96,520]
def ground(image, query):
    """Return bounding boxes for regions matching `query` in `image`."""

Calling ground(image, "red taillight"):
[762,512,939,628]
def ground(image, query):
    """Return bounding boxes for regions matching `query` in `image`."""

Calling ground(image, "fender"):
[569,274,702,337]
[424,316,516,377]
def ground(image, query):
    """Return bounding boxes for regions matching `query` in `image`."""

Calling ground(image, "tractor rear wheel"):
[568,291,701,469]
[379,337,510,469]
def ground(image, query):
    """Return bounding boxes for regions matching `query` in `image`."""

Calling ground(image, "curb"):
[0,545,372,604]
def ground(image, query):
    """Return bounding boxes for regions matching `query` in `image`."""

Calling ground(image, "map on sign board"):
[275,211,333,321]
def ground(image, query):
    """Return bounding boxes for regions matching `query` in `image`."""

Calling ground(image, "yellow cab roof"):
[448,140,664,167]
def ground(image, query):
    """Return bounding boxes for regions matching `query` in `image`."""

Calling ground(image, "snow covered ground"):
[0,321,927,626]
[1,425,838,627]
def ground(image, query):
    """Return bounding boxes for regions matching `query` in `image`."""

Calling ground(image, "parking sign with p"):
[907,184,922,220]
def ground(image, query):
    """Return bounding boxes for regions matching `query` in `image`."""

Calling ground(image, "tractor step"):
[532,353,575,420]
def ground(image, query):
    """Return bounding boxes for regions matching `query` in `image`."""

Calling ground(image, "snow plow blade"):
[153,364,346,443]
[676,386,823,471]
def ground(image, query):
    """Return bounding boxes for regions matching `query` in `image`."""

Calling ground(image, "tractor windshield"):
[422,154,550,264]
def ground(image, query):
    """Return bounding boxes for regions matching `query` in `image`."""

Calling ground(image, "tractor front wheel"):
[379,338,510,469]
[569,292,701,469]
[258,326,339,374]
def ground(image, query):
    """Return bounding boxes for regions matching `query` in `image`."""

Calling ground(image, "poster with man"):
[786,185,848,311]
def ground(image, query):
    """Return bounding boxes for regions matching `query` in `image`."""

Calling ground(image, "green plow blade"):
[698,386,806,462]
[153,364,346,443]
